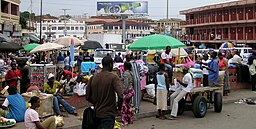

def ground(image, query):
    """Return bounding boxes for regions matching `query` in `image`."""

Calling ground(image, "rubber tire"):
[214,92,222,113]
[192,96,207,118]
[177,98,185,115]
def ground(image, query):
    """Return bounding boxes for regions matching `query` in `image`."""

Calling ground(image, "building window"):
[52,27,57,30]
[42,27,46,30]
[11,4,18,15]
[80,27,84,30]
[58,27,64,30]
[66,27,70,30]
[114,26,119,30]
[71,27,74,30]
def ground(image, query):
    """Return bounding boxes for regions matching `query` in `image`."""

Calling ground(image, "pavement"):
[11,89,256,129]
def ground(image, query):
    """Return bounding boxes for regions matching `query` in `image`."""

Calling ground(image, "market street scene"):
[0,0,256,129]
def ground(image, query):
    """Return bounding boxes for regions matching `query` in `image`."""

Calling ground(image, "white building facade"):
[34,19,86,40]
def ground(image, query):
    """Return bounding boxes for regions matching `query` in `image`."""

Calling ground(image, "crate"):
[22,93,54,118]
[194,78,203,87]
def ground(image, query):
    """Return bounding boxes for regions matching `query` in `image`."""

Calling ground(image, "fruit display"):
[0,117,16,127]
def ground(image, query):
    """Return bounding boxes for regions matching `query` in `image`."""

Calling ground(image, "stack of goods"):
[190,67,203,87]
[228,67,238,90]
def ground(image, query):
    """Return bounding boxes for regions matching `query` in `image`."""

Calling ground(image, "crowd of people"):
[0,44,255,129]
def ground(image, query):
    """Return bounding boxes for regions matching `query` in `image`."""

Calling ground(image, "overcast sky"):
[20,0,237,20]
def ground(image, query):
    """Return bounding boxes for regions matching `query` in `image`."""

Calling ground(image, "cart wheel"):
[192,96,207,118]
[214,92,222,113]
[178,98,185,115]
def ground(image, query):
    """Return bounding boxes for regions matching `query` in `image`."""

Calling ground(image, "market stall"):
[29,64,56,88]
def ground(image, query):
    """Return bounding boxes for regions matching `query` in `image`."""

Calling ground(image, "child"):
[156,64,170,120]
[24,96,57,129]
[121,62,134,125]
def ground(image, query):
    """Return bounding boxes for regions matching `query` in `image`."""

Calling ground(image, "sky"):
[20,0,238,20]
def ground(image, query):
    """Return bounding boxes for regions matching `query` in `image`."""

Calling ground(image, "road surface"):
[124,103,256,129]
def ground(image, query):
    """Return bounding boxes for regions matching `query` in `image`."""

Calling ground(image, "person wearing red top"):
[218,52,230,96]
[57,69,77,81]
[5,62,22,87]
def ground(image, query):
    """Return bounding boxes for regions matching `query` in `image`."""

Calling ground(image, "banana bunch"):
[114,120,123,129]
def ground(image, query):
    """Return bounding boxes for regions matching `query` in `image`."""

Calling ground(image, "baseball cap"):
[48,73,54,79]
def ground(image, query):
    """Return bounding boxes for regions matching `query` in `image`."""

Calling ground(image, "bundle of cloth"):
[190,68,203,79]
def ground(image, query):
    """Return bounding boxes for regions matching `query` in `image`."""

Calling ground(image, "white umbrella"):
[171,48,188,57]
[54,36,83,47]
[30,43,65,53]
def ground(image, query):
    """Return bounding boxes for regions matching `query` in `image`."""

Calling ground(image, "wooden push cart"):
[177,86,222,118]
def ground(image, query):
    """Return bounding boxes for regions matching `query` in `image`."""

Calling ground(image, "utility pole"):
[29,0,32,32]
[166,0,170,35]
[60,9,71,36]
[40,0,42,43]
[84,13,88,39]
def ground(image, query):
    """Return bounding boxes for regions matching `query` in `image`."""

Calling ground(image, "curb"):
[62,97,256,129]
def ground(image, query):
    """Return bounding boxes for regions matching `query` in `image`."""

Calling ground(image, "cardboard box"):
[22,93,54,118]
[194,78,202,87]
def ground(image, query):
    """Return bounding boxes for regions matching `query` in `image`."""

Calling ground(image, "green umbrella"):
[128,34,185,50]
[23,43,40,51]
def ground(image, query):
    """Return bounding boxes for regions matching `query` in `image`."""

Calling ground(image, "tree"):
[19,14,27,29]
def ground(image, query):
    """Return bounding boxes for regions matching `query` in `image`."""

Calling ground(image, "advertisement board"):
[97,1,148,15]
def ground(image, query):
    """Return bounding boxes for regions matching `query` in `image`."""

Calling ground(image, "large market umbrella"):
[128,34,185,50]
[81,40,103,50]
[54,36,83,47]
[0,42,22,51]
[23,43,40,51]
[30,43,65,53]
[220,42,234,49]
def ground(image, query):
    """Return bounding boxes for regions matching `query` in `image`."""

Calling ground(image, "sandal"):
[168,116,177,120]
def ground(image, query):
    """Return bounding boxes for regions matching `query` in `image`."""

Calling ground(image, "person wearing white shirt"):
[202,54,211,87]
[64,53,70,70]
[229,51,242,64]
[161,46,173,79]
[249,52,256,91]
[169,65,194,120]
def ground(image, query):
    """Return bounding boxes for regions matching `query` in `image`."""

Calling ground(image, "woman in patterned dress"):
[121,62,134,125]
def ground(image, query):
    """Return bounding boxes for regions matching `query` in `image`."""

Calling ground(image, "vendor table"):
[22,93,54,118]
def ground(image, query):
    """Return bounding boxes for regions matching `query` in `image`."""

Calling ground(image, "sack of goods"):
[190,68,203,87]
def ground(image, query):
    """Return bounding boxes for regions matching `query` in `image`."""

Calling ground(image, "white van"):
[234,47,252,59]
[93,49,115,64]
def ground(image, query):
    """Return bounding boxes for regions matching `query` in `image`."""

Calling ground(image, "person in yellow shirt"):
[44,73,78,116]
[44,73,62,94]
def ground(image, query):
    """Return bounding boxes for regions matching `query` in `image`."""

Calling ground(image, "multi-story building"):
[180,0,256,48]
[75,16,152,39]
[0,0,21,37]
[156,18,184,38]
[86,20,152,39]
[34,15,86,39]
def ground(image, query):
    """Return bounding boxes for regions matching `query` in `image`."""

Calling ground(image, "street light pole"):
[60,9,71,36]
[166,0,169,34]
[39,0,42,43]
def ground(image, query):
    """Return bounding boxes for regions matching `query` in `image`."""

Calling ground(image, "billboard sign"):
[97,1,148,15]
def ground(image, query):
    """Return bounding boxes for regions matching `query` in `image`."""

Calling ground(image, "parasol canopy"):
[23,43,40,51]
[81,40,103,50]
[30,43,65,53]
[0,42,22,51]
[220,42,234,49]
[54,36,83,47]
[128,34,185,50]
